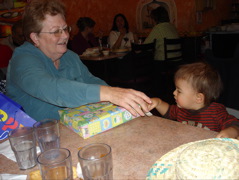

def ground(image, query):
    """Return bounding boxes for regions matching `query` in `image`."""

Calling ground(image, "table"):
[0,116,218,179]
[80,52,128,82]
[80,52,127,61]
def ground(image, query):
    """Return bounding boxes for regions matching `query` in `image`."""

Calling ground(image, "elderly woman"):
[108,13,138,49]
[144,7,180,61]
[6,0,151,121]
[71,17,99,55]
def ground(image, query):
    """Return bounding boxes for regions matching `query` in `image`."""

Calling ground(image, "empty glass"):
[33,119,60,152]
[78,143,113,180]
[8,127,37,170]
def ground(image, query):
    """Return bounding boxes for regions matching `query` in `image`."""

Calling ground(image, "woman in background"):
[71,17,99,55]
[144,6,180,61]
[108,13,138,49]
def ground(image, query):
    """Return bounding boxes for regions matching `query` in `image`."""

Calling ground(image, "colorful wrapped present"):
[58,102,139,139]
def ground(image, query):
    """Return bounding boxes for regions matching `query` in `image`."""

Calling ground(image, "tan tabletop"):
[0,116,217,179]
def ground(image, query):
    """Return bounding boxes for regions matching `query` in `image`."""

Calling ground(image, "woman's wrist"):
[100,86,111,101]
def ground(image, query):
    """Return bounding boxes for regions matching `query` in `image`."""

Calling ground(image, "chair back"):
[131,40,155,52]
[131,40,156,70]
[130,40,156,88]
[107,40,156,96]
[164,37,183,61]
[153,38,184,99]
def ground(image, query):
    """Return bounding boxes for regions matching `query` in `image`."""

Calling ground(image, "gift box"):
[59,102,139,139]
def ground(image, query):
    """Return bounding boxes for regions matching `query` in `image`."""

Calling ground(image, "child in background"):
[148,62,239,139]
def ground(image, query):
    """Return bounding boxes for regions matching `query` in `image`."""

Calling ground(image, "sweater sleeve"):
[8,47,108,108]
[163,104,178,120]
[216,104,239,130]
[144,26,158,44]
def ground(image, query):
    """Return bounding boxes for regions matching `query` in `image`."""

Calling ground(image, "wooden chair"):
[154,37,184,74]
[154,37,184,102]
[164,37,183,62]
[131,40,156,95]
[162,37,185,75]
[107,40,156,96]
[131,40,155,52]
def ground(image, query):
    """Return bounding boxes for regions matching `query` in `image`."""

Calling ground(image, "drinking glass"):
[103,43,110,50]
[123,37,129,47]
[99,37,103,50]
[33,119,60,152]
[138,38,143,44]
[8,127,37,170]
[37,148,73,180]
[78,143,113,180]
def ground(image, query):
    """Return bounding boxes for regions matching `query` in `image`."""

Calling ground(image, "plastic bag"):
[0,93,36,140]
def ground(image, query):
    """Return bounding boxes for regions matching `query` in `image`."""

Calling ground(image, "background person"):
[144,6,180,61]
[11,19,25,47]
[0,20,25,77]
[6,0,152,121]
[0,19,25,50]
[148,62,239,139]
[71,17,99,55]
[108,13,138,49]
[0,43,12,78]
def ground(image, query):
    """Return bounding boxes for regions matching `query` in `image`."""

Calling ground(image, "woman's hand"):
[111,28,126,49]
[100,86,152,116]
[119,27,126,36]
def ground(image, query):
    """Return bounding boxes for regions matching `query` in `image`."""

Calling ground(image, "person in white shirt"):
[108,13,138,49]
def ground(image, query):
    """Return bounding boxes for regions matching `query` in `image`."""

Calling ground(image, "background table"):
[80,52,127,82]
[80,52,126,61]
[0,116,217,179]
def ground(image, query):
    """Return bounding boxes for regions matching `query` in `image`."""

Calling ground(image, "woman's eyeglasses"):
[39,26,71,37]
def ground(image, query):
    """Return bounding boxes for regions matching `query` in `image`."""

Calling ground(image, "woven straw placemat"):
[146,138,239,180]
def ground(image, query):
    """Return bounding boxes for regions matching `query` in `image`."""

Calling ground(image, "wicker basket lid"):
[146,138,239,180]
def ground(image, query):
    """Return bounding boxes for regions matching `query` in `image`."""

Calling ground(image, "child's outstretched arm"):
[216,126,239,139]
[148,97,170,116]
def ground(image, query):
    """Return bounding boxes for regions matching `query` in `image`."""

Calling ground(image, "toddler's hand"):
[148,98,161,111]
[217,126,239,139]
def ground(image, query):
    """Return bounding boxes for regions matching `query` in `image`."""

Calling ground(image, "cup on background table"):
[33,119,60,152]
[102,50,110,56]
[78,143,113,180]
[37,148,73,180]
[8,127,37,170]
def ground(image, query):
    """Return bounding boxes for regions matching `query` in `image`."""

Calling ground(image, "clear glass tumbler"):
[78,143,113,180]
[37,148,73,180]
[8,127,37,170]
[33,119,60,152]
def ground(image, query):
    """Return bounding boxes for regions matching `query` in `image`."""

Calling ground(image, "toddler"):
[149,62,239,138]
